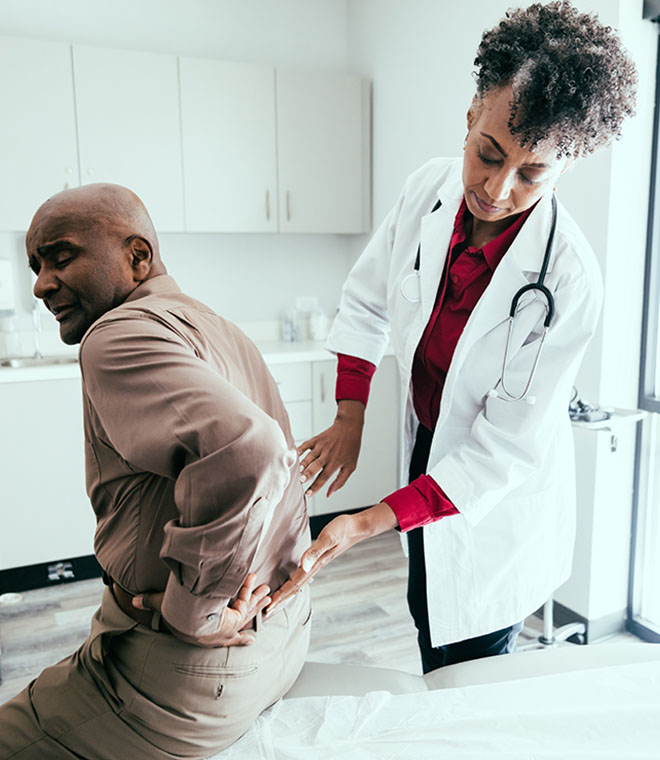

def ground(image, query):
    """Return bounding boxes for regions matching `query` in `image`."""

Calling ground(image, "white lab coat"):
[325,158,603,646]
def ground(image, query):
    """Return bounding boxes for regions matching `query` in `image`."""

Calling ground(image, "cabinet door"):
[180,59,278,232]
[0,36,79,230]
[276,70,371,234]
[309,355,399,516]
[0,378,95,570]
[72,45,184,231]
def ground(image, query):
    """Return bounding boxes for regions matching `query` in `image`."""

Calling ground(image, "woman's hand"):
[133,573,271,648]
[298,400,365,497]
[265,503,398,617]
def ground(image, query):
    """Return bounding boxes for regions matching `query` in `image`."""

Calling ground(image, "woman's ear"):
[560,156,577,175]
[466,96,481,131]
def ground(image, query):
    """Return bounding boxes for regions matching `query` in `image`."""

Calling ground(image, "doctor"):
[268,1,637,672]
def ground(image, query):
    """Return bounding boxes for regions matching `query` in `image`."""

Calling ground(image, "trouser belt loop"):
[151,610,162,631]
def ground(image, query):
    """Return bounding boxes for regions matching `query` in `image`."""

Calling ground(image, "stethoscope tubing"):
[399,193,558,400]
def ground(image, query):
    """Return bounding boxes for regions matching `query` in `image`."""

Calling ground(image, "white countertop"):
[0,340,336,384]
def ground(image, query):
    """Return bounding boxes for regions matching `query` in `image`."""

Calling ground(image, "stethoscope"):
[400,194,558,403]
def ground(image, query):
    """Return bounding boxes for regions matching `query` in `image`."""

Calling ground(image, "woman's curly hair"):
[473,1,637,158]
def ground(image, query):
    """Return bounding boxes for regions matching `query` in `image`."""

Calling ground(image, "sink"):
[0,355,79,369]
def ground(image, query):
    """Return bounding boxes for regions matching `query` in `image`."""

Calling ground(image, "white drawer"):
[286,400,313,443]
[269,362,312,402]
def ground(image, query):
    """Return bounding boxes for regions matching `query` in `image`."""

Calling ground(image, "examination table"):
[213,643,660,758]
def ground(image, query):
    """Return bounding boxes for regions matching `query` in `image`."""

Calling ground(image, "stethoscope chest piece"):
[400,272,422,303]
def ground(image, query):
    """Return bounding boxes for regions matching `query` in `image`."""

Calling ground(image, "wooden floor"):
[0,531,639,705]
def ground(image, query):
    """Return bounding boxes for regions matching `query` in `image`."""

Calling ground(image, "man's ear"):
[127,236,153,282]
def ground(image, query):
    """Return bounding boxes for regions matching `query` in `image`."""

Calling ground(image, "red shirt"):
[336,197,533,531]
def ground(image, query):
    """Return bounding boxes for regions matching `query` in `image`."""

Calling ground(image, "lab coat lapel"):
[440,194,555,412]
[418,199,457,320]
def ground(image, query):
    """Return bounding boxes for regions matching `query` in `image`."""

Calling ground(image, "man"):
[0,184,311,759]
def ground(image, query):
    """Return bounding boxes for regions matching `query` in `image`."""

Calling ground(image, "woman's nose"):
[485,169,515,202]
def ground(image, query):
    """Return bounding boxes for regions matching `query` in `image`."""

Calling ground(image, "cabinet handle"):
[266,189,271,221]
[320,372,326,403]
[286,190,291,222]
[87,168,94,177]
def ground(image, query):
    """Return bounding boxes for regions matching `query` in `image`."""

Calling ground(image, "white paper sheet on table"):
[211,660,660,759]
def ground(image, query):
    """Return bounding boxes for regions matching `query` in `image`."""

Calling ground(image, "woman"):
[268,1,637,672]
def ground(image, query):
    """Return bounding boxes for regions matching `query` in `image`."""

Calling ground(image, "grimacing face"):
[462,86,570,231]
[27,210,140,345]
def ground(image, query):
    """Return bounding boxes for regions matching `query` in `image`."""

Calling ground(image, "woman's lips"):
[472,192,505,215]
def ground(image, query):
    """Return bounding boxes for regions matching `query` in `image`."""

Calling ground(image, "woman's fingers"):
[326,465,355,497]
[304,468,334,496]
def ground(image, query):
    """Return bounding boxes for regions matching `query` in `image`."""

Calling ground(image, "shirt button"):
[451,274,460,284]
[207,613,218,621]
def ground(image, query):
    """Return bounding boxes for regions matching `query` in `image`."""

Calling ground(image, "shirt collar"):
[452,198,537,271]
[124,274,182,304]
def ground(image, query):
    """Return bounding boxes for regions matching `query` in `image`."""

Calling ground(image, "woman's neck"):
[465,212,518,250]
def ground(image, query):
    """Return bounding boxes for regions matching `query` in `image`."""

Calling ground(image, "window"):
[629,35,660,642]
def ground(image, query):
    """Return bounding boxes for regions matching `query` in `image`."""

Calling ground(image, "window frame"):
[629,31,660,642]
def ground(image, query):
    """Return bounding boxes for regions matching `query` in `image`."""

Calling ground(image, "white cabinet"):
[0,36,370,234]
[268,355,399,516]
[268,361,313,443]
[0,36,79,230]
[307,355,399,515]
[179,59,278,232]
[0,378,94,571]
[179,61,370,234]
[276,69,371,234]
[72,45,184,231]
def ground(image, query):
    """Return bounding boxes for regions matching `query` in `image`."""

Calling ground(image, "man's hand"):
[133,573,271,648]
[265,502,398,617]
[298,400,365,497]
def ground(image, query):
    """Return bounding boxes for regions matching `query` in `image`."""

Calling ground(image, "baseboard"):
[536,601,627,644]
[0,554,102,594]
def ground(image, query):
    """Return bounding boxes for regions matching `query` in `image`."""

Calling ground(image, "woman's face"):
[462,86,569,226]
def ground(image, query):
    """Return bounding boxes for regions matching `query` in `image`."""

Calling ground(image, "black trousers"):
[406,424,522,674]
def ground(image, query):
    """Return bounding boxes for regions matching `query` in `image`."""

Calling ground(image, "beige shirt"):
[78,275,310,638]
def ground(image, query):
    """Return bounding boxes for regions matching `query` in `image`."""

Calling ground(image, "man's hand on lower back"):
[133,573,271,648]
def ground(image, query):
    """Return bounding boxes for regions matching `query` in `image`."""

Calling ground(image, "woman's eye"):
[519,172,540,186]
[477,151,499,166]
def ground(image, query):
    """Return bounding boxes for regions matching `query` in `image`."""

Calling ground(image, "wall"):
[345,0,503,262]
[346,0,657,632]
[0,0,352,352]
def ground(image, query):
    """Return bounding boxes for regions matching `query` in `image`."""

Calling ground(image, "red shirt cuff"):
[335,353,376,406]
[383,475,459,532]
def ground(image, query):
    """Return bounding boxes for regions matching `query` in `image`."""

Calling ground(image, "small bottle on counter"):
[281,306,300,342]
[309,306,329,341]
[0,313,20,357]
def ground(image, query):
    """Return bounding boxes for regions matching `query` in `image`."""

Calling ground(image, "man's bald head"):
[27,183,167,345]
[28,183,161,258]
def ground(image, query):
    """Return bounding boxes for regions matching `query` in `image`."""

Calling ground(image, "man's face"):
[27,207,138,345]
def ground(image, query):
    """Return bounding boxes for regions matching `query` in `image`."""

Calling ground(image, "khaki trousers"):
[0,586,311,760]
